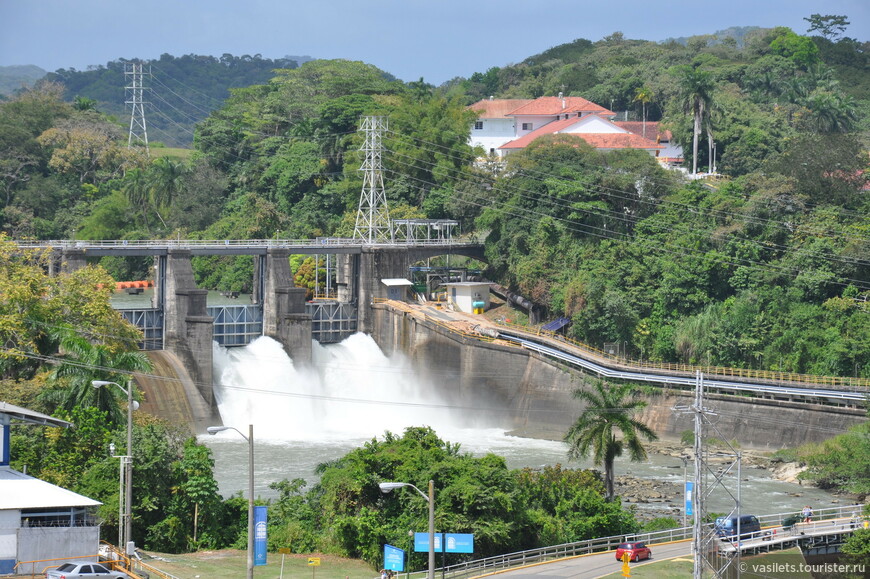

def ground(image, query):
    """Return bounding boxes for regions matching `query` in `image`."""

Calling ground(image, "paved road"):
[486,517,863,578]
[486,541,690,578]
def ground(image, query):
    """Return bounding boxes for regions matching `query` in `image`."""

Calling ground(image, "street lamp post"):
[92,380,138,552]
[380,481,435,579]
[208,425,254,579]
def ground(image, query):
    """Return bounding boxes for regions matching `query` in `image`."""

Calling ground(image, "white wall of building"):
[560,115,625,134]
[470,118,516,156]
[514,115,555,136]
[15,527,100,575]
[445,283,491,313]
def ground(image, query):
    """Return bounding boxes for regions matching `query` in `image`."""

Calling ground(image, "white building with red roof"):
[469,94,681,164]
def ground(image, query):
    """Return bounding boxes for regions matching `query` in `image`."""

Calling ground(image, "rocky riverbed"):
[613,441,861,522]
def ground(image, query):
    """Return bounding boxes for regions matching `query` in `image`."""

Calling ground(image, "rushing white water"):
[203,334,842,518]
[211,333,500,441]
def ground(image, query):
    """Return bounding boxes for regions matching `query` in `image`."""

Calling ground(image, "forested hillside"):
[1,17,868,378]
[0,64,47,96]
[40,53,307,146]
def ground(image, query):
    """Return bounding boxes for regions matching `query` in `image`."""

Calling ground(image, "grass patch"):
[151,147,193,161]
[140,550,376,579]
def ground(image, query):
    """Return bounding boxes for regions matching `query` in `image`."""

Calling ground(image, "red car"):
[615,541,652,562]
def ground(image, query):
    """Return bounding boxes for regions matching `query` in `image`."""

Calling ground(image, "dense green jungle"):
[2,16,870,559]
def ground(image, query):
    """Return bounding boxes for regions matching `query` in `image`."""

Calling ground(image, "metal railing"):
[375,300,870,397]
[16,236,480,250]
[497,320,870,392]
[403,504,866,579]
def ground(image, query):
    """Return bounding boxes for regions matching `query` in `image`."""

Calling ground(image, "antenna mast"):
[125,62,150,153]
[353,116,391,243]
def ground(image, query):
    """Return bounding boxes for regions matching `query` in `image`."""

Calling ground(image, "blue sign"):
[384,544,405,572]
[685,482,694,517]
[414,532,442,553]
[414,533,474,554]
[254,505,268,565]
[444,533,474,554]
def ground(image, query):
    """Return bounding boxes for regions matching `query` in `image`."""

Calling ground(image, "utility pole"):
[353,116,391,243]
[674,371,743,578]
[125,62,150,153]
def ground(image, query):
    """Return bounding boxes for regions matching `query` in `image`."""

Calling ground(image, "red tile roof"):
[577,133,663,150]
[613,121,672,141]
[500,118,662,151]
[499,117,578,149]
[469,99,533,119]
[507,96,614,117]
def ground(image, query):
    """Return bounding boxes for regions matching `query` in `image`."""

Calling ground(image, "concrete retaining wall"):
[370,304,865,449]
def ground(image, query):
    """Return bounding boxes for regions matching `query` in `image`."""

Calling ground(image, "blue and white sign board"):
[384,544,405,572]
[444,533,474,554]
[685,482,694,517]
[414,533,474,554]
[254,505,268,565]
[414,532,442,553]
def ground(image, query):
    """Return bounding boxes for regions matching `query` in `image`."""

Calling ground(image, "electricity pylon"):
[125,62,150,153]
[353,116,391,243]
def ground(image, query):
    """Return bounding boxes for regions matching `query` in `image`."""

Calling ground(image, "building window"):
[474,121,483,130]
[522,122,532,131]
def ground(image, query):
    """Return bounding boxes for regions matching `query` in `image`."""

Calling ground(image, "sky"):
[1,0,868,85]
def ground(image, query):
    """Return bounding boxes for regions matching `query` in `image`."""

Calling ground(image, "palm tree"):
[121,168,152,231]
[147,157,189,227]
[805,90,858,133]
[633,86,654,139]
[676,66,715,175]
[39,326,152,425]
[564,380,658,501]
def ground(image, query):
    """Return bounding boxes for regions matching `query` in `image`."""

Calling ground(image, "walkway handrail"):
[497,321,870,391]
[426,503,866,579]
[375,300,870,396]
[15,237,480,249]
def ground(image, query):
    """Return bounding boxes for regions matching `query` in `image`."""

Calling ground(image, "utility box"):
[380,278,414,301]
[443,282,490,314]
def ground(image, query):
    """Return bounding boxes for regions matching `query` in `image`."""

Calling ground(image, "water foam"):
[212,333,476,442]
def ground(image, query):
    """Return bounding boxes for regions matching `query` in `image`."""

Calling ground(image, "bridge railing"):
[418,504,866,579]
[17,237,480,250]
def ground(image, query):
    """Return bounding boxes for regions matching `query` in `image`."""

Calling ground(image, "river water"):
[198,334,841,520]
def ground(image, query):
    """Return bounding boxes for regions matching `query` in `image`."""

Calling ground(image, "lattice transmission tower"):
[125,62,150,153]
[675,372,743,578]
[353,116,391,243]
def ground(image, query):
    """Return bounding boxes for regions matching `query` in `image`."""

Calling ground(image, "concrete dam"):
[136,300,866,450]
[367,303,867,451]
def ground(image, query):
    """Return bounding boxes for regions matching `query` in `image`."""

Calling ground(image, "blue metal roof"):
[541,317,570,332]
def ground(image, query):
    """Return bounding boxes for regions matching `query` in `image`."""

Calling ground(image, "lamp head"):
[92,380,114,388]
[207,426,229,435]
[379,482,407,494]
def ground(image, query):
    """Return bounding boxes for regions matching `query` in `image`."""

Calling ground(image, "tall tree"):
[148,157,189,227]
[39,326,151,425]
[564,380,658,501]
[633,86,653,139]
[804,14,850,41]
[675,66,715,175]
